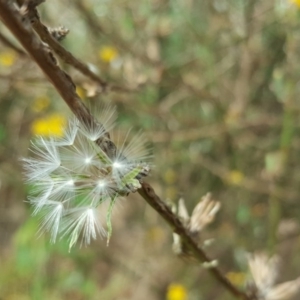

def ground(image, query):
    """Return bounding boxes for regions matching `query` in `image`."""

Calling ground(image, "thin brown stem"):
[26,5,132,93]
[138,182,251,300]
[0,1,115,156]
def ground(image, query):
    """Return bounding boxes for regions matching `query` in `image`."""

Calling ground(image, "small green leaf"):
[96,150,111,164]
[120,166,142,188]
[106,195,117,246]
[69,231,79,252]
[91,142,111,164]
[126,178,141,189]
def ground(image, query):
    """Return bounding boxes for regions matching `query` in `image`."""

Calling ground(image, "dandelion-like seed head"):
[97,180,106,188]
[247,252,300,300]
[84,157,92,164]
[113,161,122,169]
[23,105,151,249]
[66,179,74,186]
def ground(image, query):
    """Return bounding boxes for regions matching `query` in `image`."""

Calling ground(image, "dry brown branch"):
[138,183,251,300]
[22,4,132,94]
[0,2,252,299]
[0,1,120,159]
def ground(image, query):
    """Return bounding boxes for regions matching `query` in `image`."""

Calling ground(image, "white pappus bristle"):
[22,105,151,249]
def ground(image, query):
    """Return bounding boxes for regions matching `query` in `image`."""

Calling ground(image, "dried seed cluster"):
[23,105,150,249]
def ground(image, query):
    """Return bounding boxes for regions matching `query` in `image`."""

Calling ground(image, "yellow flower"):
[0,51,17,66]
[147,226,165,243]
[165,187,178,201]
[31,113,66,137]
[226,272,247,287]
[291,0,300,7]
[31,96,50,112]
[166,283,188,300]
[99,46,118,63]
[163,169,177,184]
[76,86,86,99]
[225,170,244,186]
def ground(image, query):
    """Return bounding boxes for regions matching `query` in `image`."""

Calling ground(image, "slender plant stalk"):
[20,2,132,93]
[138,183,252,300]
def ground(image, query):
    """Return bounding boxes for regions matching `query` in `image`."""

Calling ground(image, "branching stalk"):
[0,2,253,299]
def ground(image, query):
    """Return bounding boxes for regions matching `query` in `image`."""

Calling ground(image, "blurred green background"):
[1,0,300,299]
